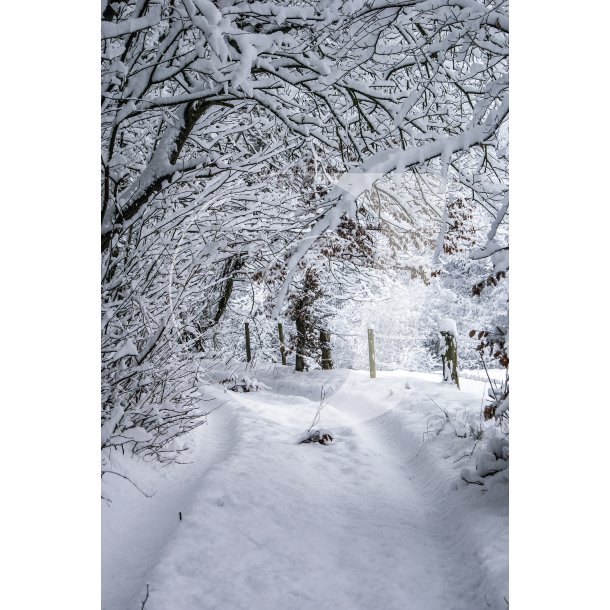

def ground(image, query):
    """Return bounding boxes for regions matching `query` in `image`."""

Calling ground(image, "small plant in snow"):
[220,376,270,393]
[298,429,334,445]
[451,405,484,440]
[298,384,334,445]
[468,422,484,441]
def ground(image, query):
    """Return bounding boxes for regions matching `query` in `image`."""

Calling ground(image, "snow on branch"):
[101,6,163,39]
[273,94,508,315]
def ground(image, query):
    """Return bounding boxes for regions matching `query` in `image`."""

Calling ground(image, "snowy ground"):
[102,366,508,610]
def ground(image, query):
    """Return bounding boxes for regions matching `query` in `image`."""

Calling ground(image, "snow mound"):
[439,317,458,336]
[475,436,509,477]
[220,376,270,393]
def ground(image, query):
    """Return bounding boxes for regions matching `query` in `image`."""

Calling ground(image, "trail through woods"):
[102,368,508,610]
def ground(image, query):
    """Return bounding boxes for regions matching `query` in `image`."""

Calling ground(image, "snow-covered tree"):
[101,0,509,464]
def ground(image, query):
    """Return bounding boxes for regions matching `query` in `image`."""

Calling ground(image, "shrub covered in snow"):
[476,436,509,477]
[220,376,270,393]
[297,429,334,445]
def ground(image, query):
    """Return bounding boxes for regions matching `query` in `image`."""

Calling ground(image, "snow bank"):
[103,366,508,610]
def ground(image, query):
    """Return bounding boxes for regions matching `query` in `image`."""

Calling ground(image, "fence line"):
[459,370,507,384]
[327,330,481,344]
[240,321,501,380]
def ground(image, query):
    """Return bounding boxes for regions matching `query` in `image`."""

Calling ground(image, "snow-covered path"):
[103,368,508,610]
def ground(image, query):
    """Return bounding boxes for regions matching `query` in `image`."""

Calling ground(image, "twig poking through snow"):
[141,584,150,610]
[307,384,331,433]
[298,384,334,445]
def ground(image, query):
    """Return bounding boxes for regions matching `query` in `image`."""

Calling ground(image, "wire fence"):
[239,322,505,381]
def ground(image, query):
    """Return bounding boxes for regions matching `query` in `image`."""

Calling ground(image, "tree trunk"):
[245,322,252,363]
[278,322,287,365]
[213,257,242,324]
[295,318,306,372]
[320,330,332,370]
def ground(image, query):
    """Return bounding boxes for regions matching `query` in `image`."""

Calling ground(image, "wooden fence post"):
[278,322,287,365]
[245,322,252,363]
[367,327,376,379]
[440,319,459,388]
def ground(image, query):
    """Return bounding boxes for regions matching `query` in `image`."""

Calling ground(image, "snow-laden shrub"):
[101,218,226,467]
[450,409,485,440]
[298,429,334,445]
[101,302,208,467]
[221,376,270,393]
[476,436,509,477]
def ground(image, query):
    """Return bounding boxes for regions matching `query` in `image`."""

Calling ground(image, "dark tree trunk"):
[213,256,243,324]
[245,322,252,363]
[295,318,306,372]
[101,100,212,253]
[320,330,332,370]
[278,322,287,365]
